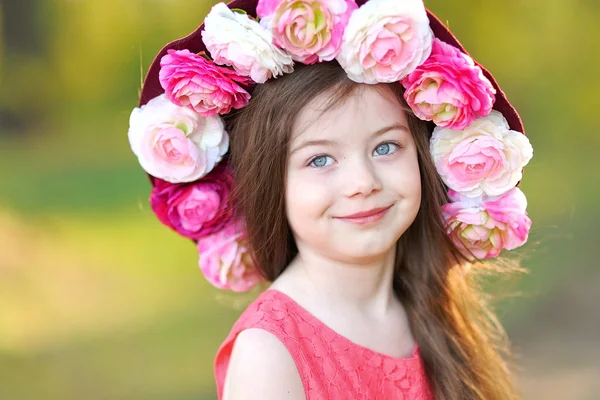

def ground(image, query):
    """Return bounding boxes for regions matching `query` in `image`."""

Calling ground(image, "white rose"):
[336,0,433,84]
[430,110,533,198]
[128,94,229,183]
[201,2,294,83]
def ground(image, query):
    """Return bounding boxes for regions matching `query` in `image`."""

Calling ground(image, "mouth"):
[333,205,393,225]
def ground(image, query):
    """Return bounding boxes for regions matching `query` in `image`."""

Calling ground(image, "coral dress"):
[214,289,434,399]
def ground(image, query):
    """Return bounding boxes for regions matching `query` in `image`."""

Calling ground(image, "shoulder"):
[222,328,306,400]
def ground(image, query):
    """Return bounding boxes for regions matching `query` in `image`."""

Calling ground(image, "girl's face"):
[286,85,422,264]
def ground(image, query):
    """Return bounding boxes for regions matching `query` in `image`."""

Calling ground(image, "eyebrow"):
[289,123,409,155]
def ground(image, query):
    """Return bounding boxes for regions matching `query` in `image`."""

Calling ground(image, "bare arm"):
[222,328,306,400]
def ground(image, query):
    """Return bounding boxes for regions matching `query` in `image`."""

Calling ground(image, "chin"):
[330,233,400,264]
[332,246,396,265]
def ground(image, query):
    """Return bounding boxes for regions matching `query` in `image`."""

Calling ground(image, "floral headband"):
[129,0,534,292]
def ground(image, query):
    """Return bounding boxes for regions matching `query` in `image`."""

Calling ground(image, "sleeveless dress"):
[214,289,434,399]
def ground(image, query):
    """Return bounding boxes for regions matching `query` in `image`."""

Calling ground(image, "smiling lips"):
[334,205,393,225]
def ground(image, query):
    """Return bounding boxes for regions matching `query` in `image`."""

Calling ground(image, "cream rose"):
[128,94,229,183]
[336,0,433,83]
[201,2,294,83]
[430,110,533,198]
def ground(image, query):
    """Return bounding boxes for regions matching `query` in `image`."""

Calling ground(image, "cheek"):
[285,170,332,223]
[384,151,422,197]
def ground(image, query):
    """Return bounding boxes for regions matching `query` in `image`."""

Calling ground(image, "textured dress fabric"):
[214,289,434,399]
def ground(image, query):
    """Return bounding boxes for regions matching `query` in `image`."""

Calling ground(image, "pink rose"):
[150,162,235,240]
[257,0,358,64]
[443,188,532,259]
[128,94,229,183]
[402,39,496,130]
[430,110,533,198]
[197,219,265,292]
[336,0,433,83]
[159,49,250,116]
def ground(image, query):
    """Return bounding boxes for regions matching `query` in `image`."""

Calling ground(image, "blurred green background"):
[0,0,598,399]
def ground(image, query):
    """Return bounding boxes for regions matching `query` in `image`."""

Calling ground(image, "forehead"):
[291,85,409,143]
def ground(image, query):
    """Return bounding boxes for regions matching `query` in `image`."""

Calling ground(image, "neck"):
[279,244,399,317]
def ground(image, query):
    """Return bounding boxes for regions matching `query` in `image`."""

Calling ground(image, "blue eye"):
[374,142,399,156]
[310,155,334,168]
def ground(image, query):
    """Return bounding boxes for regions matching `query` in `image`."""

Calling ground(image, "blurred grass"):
[0,206,253,399]
[0,0,599,398]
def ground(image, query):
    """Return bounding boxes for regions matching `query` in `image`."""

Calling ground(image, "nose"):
[342,156,383,198]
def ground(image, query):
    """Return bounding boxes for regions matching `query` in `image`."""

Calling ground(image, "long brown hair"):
[225,61,521,400]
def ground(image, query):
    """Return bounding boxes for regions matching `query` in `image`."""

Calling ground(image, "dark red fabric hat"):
[139,0,524,136]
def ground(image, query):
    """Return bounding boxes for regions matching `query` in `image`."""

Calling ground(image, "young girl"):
[128,0,534,398]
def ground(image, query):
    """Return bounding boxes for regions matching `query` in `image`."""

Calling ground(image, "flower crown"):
[129,0,534,292]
